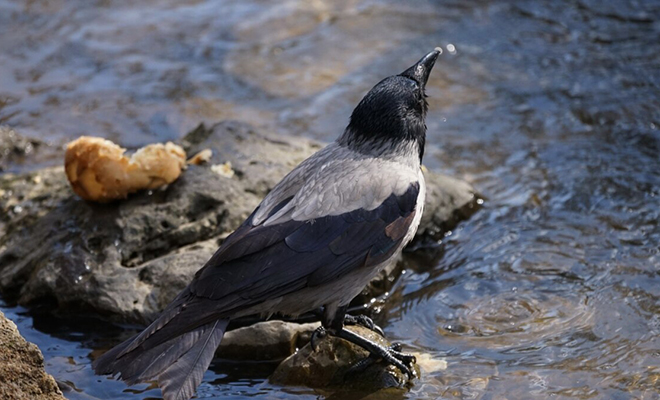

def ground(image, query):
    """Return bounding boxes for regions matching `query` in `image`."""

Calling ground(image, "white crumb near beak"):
[211,162,235,178]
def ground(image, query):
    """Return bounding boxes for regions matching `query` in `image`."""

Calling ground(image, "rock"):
[270,325,417,392]
[0,121,478,324]
[0,127,42,172]
[180,121,323,198]
[420,169,480,239]
[0,310,65,400]
[216,320,320,361]
[0,163,254,324]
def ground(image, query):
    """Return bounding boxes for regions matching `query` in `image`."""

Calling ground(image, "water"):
[1,0,660,399]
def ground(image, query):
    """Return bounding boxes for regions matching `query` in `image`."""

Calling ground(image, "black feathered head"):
[341,48,441,162]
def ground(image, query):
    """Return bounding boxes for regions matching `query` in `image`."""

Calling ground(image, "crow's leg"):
[312,304,416,378]
[311,303,345,351]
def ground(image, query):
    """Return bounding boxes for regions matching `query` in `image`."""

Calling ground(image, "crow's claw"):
[389,342,415,364]
[343,314,385,337]
[310,326,327,351]
[394,353,416,367]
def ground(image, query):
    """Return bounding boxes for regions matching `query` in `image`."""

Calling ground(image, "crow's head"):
[341,48,441,162]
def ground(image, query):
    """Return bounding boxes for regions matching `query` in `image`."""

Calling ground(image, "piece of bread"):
[65,137,186,202]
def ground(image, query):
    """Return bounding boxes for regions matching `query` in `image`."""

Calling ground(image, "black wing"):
[190,181,420,303]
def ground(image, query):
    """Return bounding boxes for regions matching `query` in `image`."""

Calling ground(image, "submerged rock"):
[217,320,319,361]
[0,310,65,400]
[271,325,417,392]
[0,121,478,324]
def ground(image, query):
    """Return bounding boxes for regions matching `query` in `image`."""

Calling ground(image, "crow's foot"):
[335,328,416,379]
[311,316,415,379]
[345,341,417,378]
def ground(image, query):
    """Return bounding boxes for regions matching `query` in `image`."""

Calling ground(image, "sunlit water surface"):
[1,0,659,399]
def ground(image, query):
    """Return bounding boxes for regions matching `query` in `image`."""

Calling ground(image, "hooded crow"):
[93,48,442,400]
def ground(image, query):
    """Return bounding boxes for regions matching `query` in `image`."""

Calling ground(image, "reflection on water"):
[1,0,659,399]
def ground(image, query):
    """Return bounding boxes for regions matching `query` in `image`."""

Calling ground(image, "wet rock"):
[0,310,65,400]
[0,122,477,324]
[0,167,254,324]
[270,325,417,392]
[217,321,320,361]
[420,170,480,239]
[0,127,42,172]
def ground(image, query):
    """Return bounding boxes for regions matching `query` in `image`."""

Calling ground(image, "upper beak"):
[399,47,442,87]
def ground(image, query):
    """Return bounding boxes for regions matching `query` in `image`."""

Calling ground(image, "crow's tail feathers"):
[93,319,229,400]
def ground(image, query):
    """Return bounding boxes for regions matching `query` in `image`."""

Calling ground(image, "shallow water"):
[1,0,660,399]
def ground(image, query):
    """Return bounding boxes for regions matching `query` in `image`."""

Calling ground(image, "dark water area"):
[1,0,660,399]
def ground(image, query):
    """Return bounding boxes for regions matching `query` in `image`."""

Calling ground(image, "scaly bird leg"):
[334,328,416,379]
